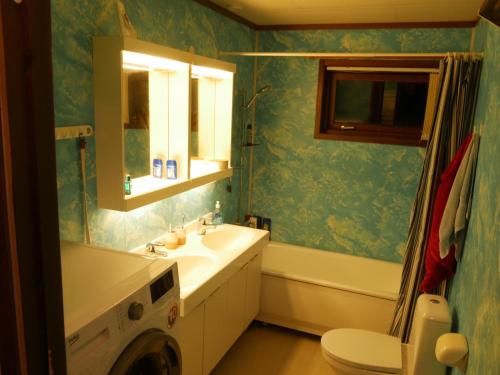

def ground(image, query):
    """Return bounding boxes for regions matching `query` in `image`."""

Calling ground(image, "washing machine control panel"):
[115,265,179,332]
[127,302,144,321]
[116,288,148,331]
[149,268,175,303]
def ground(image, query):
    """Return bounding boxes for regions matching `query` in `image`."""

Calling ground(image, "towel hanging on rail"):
[420,133,474,292]
[439,134,479,260]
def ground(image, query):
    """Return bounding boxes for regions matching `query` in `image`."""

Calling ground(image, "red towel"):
[420,134,473,292]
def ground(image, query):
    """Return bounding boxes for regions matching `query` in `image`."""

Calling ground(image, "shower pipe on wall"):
[236,85,272,225]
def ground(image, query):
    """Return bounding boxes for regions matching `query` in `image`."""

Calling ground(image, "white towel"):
[439,134,479,260]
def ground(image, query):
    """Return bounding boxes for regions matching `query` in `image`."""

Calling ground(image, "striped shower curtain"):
[390,54,482,341]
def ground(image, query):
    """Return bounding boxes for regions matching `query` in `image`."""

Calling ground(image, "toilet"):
[321,294,452,375]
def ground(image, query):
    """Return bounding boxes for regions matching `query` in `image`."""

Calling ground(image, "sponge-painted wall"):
[52,0,476,264]
[52,0,255,250]
[448,19,500,375]
[252,28,471,262]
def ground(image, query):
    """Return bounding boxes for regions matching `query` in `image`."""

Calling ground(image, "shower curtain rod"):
[218,51,484,59]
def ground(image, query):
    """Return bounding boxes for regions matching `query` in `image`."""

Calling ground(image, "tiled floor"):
[211,322,334,375]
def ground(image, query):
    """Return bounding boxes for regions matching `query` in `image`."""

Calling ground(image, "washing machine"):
[61,241,182,374]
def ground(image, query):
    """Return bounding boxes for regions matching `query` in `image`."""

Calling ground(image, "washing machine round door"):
[109,329,181,375]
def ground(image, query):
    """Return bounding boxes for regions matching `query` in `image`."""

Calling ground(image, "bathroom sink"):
[201,230,255,252]
[172,255,217,289]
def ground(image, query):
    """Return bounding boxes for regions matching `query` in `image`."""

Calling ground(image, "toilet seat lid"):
[321,329,402,374]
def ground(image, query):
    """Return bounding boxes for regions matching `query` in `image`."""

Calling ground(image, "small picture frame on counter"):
[262,217,271,239]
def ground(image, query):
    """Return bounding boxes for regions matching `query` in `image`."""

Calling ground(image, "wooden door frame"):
[0,0,66,373]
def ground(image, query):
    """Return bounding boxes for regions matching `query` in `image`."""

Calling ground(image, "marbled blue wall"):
[52,0,255,250]
[52,0,474,263]
[124,129,149,177]
[448,19,500,375]
[252,28,471,262]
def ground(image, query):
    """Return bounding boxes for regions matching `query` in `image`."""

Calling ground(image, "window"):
[314,59,440,147]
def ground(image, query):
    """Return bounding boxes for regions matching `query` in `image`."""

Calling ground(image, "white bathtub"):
[257,241,402,335]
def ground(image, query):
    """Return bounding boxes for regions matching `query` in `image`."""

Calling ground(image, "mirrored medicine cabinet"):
[94,37,235,211]
[190,58,234,179]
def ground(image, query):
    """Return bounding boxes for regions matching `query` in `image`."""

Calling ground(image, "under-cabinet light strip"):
[191,65,233,79]
[122,50,188,72]
[122,63,150,71]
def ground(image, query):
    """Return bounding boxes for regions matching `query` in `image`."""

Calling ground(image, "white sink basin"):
[172,255,217,289]
[201,230,255,251]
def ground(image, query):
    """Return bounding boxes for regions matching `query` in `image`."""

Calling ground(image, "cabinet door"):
[245,252,262,324]
[226,264,248,346]
[170,302,204,375]
[203,265,248,375]
[203,284,227,375]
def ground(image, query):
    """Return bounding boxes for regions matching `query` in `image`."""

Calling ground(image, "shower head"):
[243,85,272,109]
[256,85,272,94]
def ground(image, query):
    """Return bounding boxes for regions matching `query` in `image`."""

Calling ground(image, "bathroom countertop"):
[132,224,269,316]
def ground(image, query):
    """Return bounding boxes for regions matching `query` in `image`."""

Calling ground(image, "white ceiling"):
[210,0,483,26]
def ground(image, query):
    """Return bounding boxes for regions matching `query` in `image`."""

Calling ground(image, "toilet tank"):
[408,294,451,375]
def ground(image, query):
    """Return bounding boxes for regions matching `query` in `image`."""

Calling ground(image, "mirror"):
[190,65,233,178]
[191,78,199,158]
[120,50,190,185]
[124,70,150,178]
[191,76,216,162]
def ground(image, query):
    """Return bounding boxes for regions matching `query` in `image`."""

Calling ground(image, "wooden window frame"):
[314,59,440,147]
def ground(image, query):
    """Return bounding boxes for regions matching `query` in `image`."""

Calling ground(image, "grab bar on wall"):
[55,125,93,140]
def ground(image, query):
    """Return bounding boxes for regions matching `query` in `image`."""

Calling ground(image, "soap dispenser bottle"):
[213,201,224,225]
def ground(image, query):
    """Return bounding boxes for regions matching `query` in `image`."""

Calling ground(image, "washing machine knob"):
[128,302,144,321]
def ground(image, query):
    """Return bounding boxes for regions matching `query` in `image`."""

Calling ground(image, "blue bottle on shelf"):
[167,160,177,180]
[153,158,163,178]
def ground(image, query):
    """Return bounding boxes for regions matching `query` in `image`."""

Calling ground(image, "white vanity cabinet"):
[245,252,263,323]
[167,226,269,375]
[202,253,263,375]
[203,283,228,374]
[226,263,248,345]
[171,302,204,375]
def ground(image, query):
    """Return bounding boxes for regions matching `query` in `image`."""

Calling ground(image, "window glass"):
[314,59,440,147]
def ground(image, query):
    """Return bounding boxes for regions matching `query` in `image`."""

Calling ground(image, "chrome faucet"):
[197,217,217,235]
[146,241,165,254]
[197,217,207,235]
